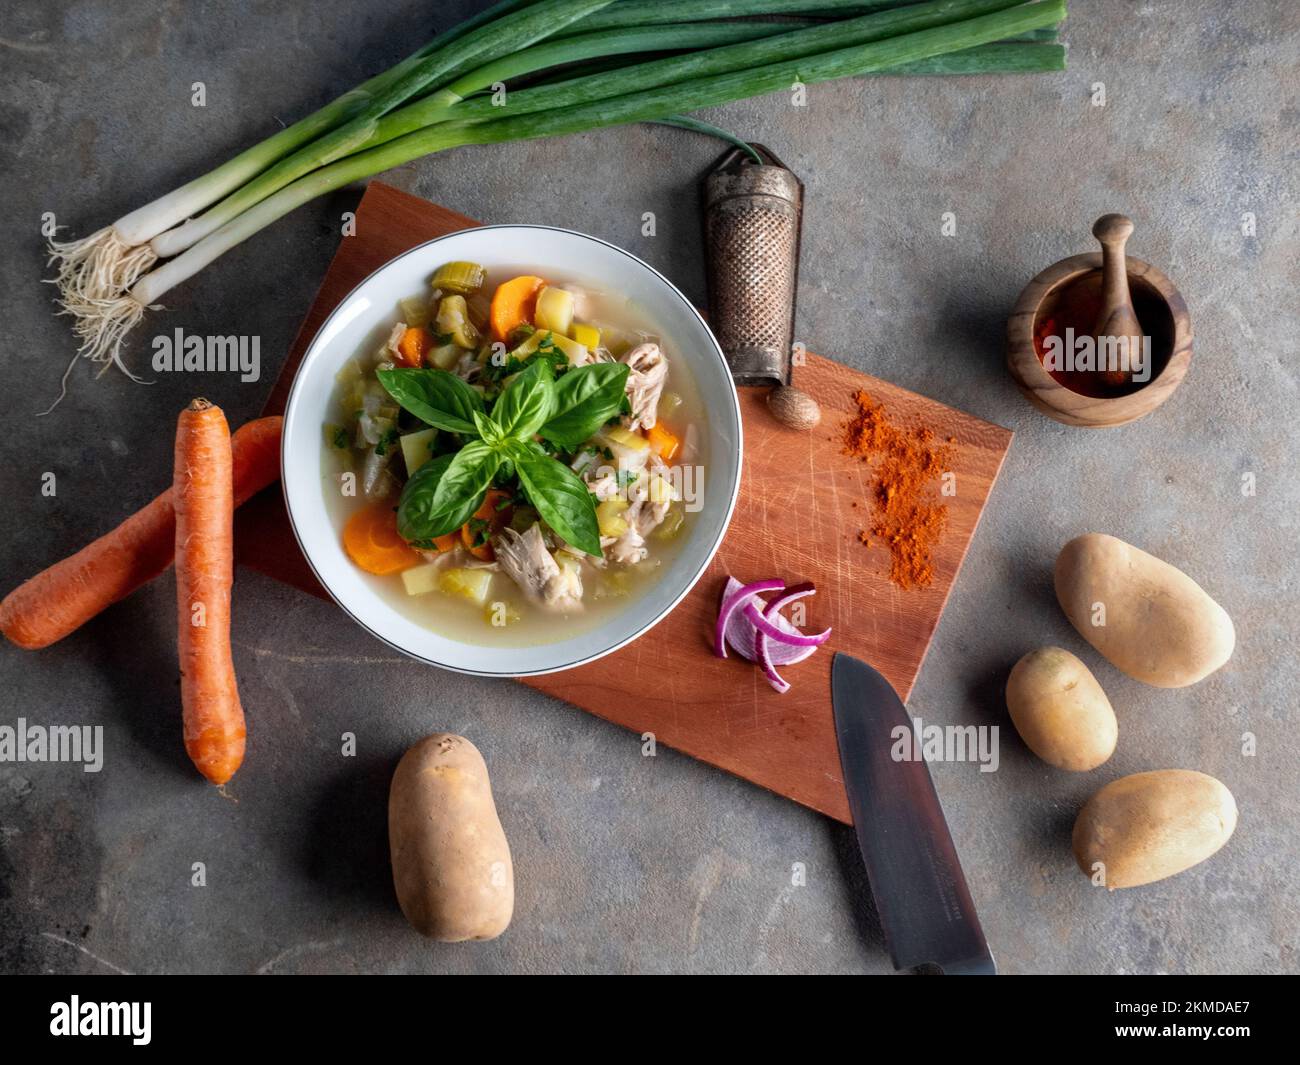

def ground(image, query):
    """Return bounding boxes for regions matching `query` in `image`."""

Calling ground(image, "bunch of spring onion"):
[47,0,1067,405]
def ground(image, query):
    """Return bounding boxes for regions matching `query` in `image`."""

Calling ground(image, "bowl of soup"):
[281,225,742,676]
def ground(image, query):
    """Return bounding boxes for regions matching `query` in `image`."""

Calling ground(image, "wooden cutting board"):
[236,181,1012,824]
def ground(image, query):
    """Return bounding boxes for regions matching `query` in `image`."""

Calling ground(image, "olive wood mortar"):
[1006,224,1192,428]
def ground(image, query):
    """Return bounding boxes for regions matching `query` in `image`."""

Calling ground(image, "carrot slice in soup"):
[489,276,546,342]
[396,326,433,367]
[461,490,512,561]
[646,422,680,462]
[344,503,422,575]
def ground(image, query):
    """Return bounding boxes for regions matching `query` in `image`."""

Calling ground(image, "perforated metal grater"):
[703,144,804,387]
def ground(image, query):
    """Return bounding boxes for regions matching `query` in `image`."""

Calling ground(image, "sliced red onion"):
[714,577,784,659]
[742,600,831,647]
[721,577,816,665]
[753,627,790,694]
[764,583,817,624]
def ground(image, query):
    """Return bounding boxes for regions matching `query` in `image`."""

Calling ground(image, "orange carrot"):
[343,502,423,575]
[0,416,283,651]
[174,399,245,786]
[396,325,433,367]
[460,489,511,561]
[646,422,681,462]
[431,532,459,553]
[489,275,546,342]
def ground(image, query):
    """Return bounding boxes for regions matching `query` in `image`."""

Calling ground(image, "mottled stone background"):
[0,1,1295,974]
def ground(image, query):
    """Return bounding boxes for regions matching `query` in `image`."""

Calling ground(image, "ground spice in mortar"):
[843,390,955,590]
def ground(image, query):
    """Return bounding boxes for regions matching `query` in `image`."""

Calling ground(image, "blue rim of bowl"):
[281,223,743,678]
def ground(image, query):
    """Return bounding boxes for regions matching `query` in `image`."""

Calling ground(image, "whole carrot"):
[0,416,281,650]
[175,399,246,785]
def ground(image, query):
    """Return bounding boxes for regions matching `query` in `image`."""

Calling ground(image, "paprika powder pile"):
[842,390,955,590]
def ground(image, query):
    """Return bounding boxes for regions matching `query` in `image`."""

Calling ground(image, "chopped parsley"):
[466,517,492,548]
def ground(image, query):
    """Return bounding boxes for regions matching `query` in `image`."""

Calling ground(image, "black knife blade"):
[831,652,995,975]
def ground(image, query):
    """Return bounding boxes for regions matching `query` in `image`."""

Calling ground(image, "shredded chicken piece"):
[583,470,619,501]
[598,460,674,564]
[414,549,497,569]
[620,342,668,431]
[602,528,647,565]
[629,498,670,538]
[493,524,583,612]
[563,285,591,323]
[385,323,406,360]
[454,351,482,382]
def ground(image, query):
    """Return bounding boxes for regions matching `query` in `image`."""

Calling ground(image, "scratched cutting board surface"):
[236,182,1013,824]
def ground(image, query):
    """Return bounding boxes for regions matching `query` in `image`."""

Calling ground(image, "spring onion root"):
[46,226,159,309]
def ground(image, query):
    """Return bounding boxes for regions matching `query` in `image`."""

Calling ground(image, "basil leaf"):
[473,409,505,447]
[397,442,499,541]
[509,440,602,557]
[396,454,453,542]
[490,357,554,440]
[538,362,630,449]
[378,368,484,436]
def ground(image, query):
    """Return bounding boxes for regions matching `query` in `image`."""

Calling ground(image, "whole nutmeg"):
[767,386,821,431]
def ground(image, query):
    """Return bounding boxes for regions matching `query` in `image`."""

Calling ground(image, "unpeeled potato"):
[1006,647,1117,771]
[389,733,514,942]
[1054,533,1235,688]
[1072,769,1237,890]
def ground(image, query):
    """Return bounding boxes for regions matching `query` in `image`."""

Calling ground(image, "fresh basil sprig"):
[385,358,628,555]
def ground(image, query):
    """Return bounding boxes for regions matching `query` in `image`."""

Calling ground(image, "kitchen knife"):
[831,652,996,975]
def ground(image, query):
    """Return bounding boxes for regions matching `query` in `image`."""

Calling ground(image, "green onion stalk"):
[54,0,1065,398]
[146,0,1030,261]
[568,0,913,31]
[45,0,536,316]
[654,116,764,163]
[149,19,787,259]
[151,0,989,260]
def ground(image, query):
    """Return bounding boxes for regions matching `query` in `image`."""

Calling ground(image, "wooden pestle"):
[1091,213,1143,386]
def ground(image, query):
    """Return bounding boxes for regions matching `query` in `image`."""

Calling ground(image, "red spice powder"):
[842,390,955,590]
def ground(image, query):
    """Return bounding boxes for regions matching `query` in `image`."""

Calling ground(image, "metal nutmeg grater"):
[702,144,804,388]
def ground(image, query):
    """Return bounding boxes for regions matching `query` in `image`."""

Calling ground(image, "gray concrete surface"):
[1,1,1296,975]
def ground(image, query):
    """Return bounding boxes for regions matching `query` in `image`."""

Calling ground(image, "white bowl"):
[281,225,742,677]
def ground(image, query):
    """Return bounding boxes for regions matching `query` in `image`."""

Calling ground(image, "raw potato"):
[1054,533,1235,688]
[1006,647,1117,771]
[389,733,514,942]
[1072,769,1237,890]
